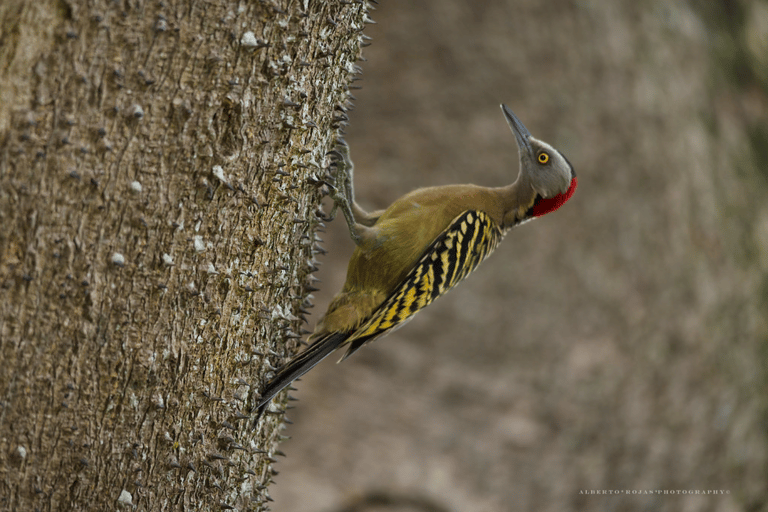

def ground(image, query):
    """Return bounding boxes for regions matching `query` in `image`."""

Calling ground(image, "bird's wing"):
[340,209,505,361]
[252,210,504,424]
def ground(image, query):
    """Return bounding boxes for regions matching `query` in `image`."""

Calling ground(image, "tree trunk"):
[0,0,369,510]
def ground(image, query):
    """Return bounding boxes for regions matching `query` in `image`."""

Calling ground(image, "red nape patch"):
[531,176,578,217]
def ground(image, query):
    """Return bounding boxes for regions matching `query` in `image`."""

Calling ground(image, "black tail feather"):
[252,332,348,427]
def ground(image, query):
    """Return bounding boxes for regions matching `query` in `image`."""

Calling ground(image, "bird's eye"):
[537,152,549,164]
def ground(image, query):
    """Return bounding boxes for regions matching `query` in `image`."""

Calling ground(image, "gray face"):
[500,105,574,199]
[524,137,574,198]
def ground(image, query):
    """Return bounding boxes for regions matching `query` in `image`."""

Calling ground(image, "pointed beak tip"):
[500,104,532,151]
[500,104,515,120]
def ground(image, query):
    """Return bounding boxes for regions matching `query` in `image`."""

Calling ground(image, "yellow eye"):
[537,152,549,164]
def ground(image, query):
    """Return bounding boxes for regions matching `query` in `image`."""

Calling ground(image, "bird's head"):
[501,104,577,217]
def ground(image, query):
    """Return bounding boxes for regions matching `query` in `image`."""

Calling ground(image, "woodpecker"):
[254,105,577,422]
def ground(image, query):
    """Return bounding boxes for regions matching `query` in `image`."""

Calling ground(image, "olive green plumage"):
[253,105,577,418]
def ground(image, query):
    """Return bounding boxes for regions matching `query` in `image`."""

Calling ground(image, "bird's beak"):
[500,104,532,155]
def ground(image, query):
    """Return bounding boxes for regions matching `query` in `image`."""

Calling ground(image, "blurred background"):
[272,1,768,511]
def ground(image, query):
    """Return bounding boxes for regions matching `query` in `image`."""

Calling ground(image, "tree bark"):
[0,0,369,510]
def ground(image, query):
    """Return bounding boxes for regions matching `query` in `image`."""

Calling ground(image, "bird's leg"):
[327,141,379,246]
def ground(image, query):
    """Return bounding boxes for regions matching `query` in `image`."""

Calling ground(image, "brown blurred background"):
[272,1,768,511]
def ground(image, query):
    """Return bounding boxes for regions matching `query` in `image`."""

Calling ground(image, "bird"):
[253,104,577,423]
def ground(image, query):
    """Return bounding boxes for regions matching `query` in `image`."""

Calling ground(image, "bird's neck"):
[498,176,537,228]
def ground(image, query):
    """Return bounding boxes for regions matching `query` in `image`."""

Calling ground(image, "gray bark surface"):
[0,0,369,510]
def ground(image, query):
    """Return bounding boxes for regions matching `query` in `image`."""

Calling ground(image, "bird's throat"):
[530,176,578,217]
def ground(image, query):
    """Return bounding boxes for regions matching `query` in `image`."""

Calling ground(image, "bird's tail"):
[253,332,348,426]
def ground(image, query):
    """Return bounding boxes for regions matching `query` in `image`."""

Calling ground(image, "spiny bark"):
[0,0,370,510]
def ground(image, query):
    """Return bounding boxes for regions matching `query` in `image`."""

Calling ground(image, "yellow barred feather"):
[339,209,504,360]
